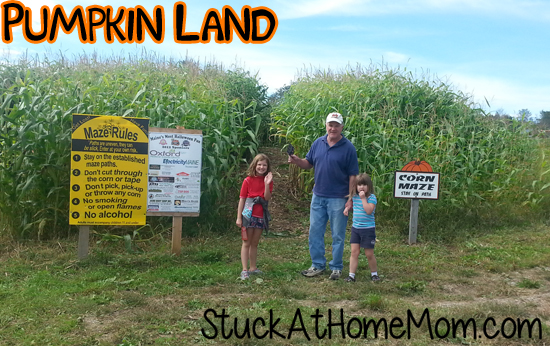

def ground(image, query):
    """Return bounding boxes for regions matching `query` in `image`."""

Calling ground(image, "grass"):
[1,221,549,345]
[518,279,542,289]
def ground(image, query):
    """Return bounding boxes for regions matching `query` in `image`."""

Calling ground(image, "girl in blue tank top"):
[343,173,380,282]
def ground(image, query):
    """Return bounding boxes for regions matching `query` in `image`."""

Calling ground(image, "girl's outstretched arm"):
[264,172,273,201]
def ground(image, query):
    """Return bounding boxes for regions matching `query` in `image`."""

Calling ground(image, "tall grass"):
[272,64,548,235]
[0,51,270,239]
[1,55,547,240]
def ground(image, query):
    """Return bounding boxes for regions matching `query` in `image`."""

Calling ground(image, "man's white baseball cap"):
[325,112,343,124]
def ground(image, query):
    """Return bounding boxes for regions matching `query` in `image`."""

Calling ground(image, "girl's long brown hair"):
[247,153,271,177]
[352,173,374,197]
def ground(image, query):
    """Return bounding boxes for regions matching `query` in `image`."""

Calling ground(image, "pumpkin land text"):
[0,1,278,44]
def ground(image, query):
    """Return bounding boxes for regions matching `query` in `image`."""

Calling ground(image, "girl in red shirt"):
[236,153,273,280]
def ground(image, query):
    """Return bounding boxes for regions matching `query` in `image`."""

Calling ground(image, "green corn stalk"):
[272,63,543,224]
[0,52,269,239]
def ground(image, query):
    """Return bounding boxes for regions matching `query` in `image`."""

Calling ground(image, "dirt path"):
[260,146,310,236]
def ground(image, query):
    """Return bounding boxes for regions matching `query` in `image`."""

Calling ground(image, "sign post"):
[77,225,90,259]
[408,199,419,244]
[146,128,203,255]
[393,161,440,245]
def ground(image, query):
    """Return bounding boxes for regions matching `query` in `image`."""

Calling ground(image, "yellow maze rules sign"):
[70,114,149,225]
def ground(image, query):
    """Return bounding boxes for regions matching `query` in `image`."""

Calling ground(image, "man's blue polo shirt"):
[305,134,359,198]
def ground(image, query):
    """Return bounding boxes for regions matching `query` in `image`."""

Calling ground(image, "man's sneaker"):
[240,271,249,280]
[329,270,342,280]
[249,269,263,275]
[371,275,380,282]
[344,276,356,282]
[301,266,325,277]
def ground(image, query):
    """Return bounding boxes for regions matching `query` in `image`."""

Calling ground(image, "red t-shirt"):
[239,175,274,217]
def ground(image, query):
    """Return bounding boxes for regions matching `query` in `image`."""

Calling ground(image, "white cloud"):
[383,52,410,64]
[275,0,369,19]
[272,0,550,20]
[444,72,550,115]
[0,45,24,58]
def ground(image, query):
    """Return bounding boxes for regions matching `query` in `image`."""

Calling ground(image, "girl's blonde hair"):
[353,173,374,197]
[247,153,271,177]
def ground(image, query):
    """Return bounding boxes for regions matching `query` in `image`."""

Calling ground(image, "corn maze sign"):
[393,160,440,200]
[393,160,440,244]
[393,171,440,200]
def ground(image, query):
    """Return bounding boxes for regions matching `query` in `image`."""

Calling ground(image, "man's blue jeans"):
[308,193,348,271]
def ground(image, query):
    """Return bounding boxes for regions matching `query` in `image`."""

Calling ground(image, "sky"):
[1,0,549,117]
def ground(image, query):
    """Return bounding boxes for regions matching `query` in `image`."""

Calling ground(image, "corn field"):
[272,65,549,234]
[1,56,548,240]
[0,52,270,239]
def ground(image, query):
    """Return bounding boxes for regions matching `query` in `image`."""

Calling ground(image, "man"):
[288,112,359,280]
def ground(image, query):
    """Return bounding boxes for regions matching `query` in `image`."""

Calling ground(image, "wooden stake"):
[77,225,90,259]
[172,216,183,255]
[408,199,419,244]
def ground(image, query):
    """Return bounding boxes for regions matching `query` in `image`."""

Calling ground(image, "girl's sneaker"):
[371,275,380,282]
[344,276,356,282]
[330,270,342,280]
[249,269,263,275]
[240,271,249,280]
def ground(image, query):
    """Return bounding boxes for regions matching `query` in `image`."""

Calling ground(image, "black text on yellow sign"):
[70,114,149,225]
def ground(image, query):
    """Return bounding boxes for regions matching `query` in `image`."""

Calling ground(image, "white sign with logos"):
[147,130,202,213]
[394,171,440,200]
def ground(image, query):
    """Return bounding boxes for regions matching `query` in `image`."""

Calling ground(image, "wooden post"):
[171,216,182,255]
[408,199,419,244]
[78,225,90,259]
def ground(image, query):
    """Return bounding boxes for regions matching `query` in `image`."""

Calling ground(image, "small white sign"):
[147,130,203,213]
[394,171,440,200]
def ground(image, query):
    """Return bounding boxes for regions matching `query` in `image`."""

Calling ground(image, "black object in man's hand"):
[286,144,294,156]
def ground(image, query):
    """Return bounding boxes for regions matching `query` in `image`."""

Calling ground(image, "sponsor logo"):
[150,149,181,157]
[151,194,172,198]
[149,176,175,183]
[162,159,200,165]
[175,194,200,199]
